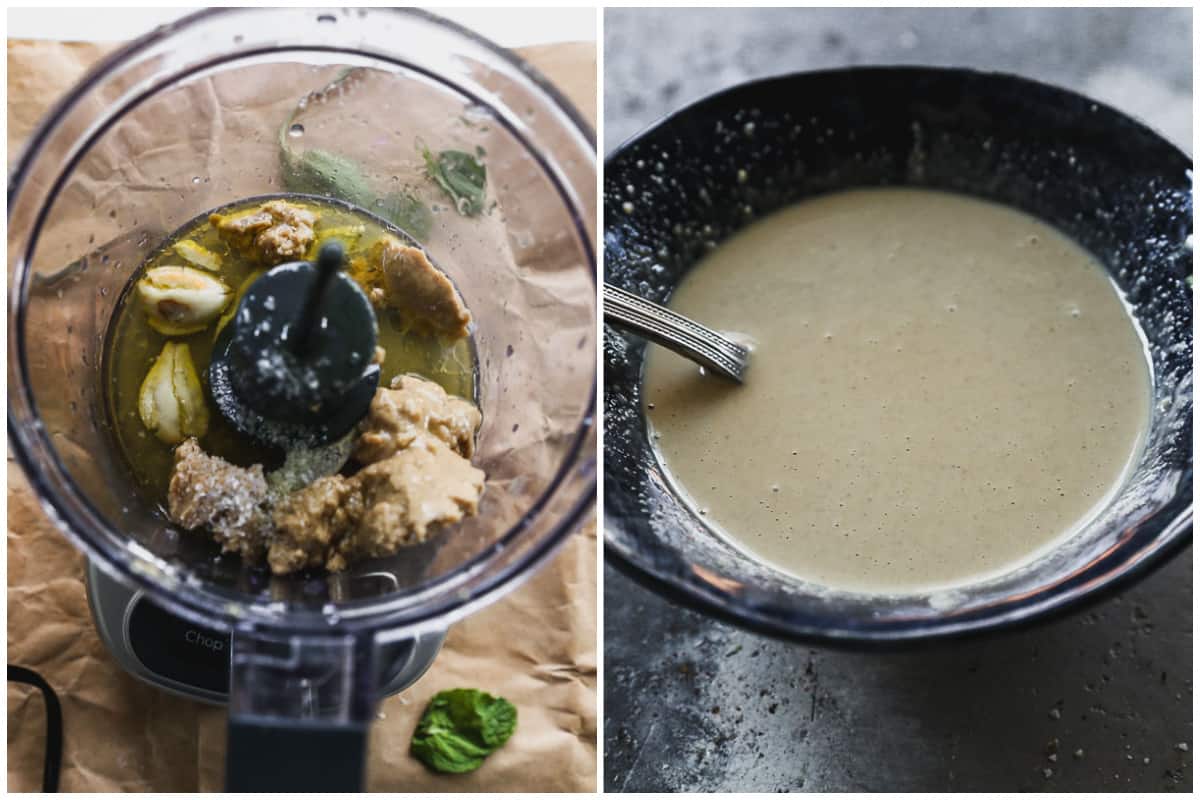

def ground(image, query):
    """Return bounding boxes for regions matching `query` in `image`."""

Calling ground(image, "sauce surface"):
[644,188,1150,594]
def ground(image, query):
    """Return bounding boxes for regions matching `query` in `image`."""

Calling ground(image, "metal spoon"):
[603,283,750,382]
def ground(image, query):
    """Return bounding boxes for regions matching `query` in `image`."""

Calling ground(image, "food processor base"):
[85,560,445,705]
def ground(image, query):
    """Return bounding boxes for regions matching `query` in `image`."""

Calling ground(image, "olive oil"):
[103,195,476,504]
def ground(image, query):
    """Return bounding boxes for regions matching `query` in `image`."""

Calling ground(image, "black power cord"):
[8,665,63,792]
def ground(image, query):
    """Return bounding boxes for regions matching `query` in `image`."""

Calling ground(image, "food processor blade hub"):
[209,241,380,448]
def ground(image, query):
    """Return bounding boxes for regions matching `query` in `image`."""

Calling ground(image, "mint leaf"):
[280,147,374,207]
[480,698,517,747]
[411,688,517,774]
[378,190,433,241]
[278,72,432,240]
[422,148,487,217]
[411,707,493,774]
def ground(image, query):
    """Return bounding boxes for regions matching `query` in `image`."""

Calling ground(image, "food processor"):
[604,68,1191,645]
[9,8,595,790]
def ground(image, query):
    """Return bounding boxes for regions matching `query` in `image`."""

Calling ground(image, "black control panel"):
[128,598,231,694]
[123,595,420,700]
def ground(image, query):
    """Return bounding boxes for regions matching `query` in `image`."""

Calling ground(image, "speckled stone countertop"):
[603,7,1192,793]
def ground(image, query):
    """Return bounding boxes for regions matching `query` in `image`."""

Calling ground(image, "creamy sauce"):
[644,188,1150,594]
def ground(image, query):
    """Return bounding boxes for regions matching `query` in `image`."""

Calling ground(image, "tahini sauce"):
[644,188,1150,594]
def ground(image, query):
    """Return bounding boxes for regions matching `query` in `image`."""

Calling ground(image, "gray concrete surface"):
[603,8,1192,793]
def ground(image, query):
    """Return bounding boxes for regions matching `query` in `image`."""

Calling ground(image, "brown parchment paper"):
[6,38,597,793]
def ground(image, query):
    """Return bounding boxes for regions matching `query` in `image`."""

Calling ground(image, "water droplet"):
[191,176,202,184]
[288,123,305,138]
[317,13,337,23]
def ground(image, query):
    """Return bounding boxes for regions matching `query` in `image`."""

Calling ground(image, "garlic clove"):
[138,342,209,444]
[138,266,231,336]
[139,343,181,443]
[213,268,264,340]
[147,316,208,336]
[171,342,209,439]
[172,239,223,272]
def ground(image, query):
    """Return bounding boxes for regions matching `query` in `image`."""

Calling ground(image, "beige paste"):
[644,188,1150,594]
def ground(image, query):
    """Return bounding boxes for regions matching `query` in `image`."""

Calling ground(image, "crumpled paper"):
[7,37,596,793]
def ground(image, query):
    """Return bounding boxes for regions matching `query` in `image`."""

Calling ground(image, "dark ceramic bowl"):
[604,67,1192,645]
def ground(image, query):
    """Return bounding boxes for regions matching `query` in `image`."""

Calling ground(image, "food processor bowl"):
[604,68,1191,645]
[9,8,595,789]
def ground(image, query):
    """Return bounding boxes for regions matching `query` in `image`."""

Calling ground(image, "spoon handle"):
[603,283,749,382]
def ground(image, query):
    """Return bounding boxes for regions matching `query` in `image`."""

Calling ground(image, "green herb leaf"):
[378,190,433,241]
[422,148,487,217]
[411,688,517,774]
[280,146,433,239]
[278,71,433,239]
[280,147,375,207]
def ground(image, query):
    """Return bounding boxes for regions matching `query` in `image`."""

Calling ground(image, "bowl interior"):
[603,67,1192,642]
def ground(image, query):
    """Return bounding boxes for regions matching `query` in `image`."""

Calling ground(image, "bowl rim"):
[602,65,1193,646]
